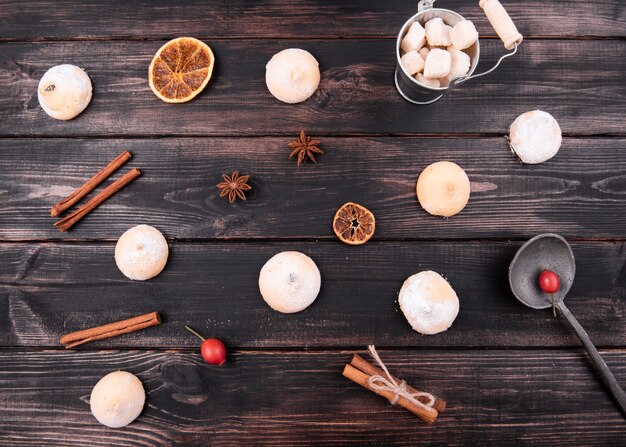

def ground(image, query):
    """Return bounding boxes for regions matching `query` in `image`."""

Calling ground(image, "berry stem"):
[551,294,556,318]
[185,325,206,342]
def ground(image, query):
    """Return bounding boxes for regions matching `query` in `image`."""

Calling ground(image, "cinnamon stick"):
[350,354,446,412]
[60,311,161,349]
[342,364,438,423]
[50,150,132,217]
[54,168,141,232]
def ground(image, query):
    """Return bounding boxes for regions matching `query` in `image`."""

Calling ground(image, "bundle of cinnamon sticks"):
[51,150,141,232]
[342,353,445,423]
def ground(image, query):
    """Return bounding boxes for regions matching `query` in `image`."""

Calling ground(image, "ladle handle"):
[556,300,626,417]
[479,0,523,50]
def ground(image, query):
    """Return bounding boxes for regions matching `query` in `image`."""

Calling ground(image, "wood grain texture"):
[2,1,626,444]
[0,349,625,446]
[1,137,625,241]
[2,241,625,348]
[1,39,625,136]
[1,0,625,40]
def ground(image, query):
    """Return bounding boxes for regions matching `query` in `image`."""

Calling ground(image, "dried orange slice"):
[148,37,214,103]
[333,202,375,245]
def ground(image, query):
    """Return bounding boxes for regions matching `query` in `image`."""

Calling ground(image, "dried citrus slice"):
[148,37,214,103]
[333,202,375,245]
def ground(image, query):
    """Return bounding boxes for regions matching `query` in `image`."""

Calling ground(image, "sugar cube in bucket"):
[450,20,479,50]
[416,73,441,88]
[423,48,451,79]
[425,17,452,47]
[448,49,471,79]
[418,47,430,60]
[401,21,426,53]
[400,50,425,75]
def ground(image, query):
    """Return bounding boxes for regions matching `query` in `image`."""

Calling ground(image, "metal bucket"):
[395,0,520,105]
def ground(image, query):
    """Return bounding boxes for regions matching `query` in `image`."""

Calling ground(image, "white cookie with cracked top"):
[90,371,145,428]
[265,48,320,104]
[509,110,562,164]
[38,64,92,120]
[115,225,168,281]
[259,251,321,313]
[399,271,459,335]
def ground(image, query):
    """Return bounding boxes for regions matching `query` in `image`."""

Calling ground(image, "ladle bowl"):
[509,233,626,417]
[509,233,575,309]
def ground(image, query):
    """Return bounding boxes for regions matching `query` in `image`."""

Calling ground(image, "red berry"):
[538,269,560,294]
[201,338,227,366]
[185,325,226,366]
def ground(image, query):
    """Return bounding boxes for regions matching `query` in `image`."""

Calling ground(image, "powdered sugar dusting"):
[398,270,459,335]
[115,225,168,281]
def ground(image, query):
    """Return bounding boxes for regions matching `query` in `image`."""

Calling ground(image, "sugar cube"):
[423,48,451,79]
[450,20,479,50]
[425,17,452,47]
[418,47,430,60]
[400,50,425,75]
[401,21,426,53]
[416,73,441,88]
[448,49,471,79]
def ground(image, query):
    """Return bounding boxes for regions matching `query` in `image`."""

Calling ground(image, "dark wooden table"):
[1,1,626,445]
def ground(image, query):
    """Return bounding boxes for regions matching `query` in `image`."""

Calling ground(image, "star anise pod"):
[217,171,252,203]
[288,130,323,166]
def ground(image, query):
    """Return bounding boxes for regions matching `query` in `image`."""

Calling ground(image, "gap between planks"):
[1,237,626,244]
[2,132,626,139]
[0,35,625,43]
[0,346,625,353]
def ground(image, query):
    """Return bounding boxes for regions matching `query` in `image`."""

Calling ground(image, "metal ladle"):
[509,233,626,416]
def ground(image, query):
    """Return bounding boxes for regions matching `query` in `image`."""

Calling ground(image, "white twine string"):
[367,345,435,410]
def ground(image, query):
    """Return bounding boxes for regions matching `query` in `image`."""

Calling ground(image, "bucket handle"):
[419,0,523,49]
[451,0,523,88]
[450,44,517,88]
[480,0,523,50]
[417,0,436,12]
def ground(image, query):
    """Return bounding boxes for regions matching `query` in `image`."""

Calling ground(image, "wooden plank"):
[1,0,625,40]
[2,241,625,348]
[1,40,625,136]
[1,137,625,241]
[0,349,624,446]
